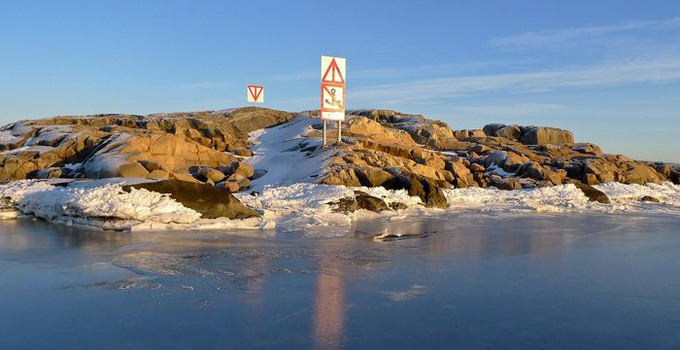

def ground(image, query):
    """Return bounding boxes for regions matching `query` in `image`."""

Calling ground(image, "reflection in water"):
[313,257,345,350]
[3,213,677,349]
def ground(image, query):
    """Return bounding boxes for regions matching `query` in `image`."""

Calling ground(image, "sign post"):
[320,55,346,147]
[247,84,264,106]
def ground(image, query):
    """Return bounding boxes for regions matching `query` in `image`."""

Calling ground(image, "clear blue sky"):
[1,0,679,162]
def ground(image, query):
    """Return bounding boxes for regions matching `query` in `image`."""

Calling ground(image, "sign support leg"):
[337,121,342,143]
[323,120,327,148]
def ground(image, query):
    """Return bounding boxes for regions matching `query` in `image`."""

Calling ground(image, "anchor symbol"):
[324,86,343,108]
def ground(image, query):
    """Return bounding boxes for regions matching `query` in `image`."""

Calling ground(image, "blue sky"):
[1,0,679,161]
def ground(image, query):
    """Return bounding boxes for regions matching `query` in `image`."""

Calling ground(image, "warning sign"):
[247,85,264,103]
[320,56,346,121]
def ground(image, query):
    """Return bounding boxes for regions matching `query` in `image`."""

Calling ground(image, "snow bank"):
[235,183,424,236]
[245,115,334,191]
[444,182,680,214]
[0,180,202,230]
[1,179,679,233]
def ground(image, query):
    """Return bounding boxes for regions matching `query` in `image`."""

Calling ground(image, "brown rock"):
[233,148,253,157]
[321,168,362,187]
[640,195,660,203]
[355,192,390,212]
[200,167,226,183]
[139,160,162,172]
[470,145,490,154]
[118,162,149,178]
[453,129,486,139]
[355,167,393,188]
[168,172,203,184]
[146,169,170,180]
[445,160,475,188]
[571,143,603,156]
[570,180,611,204]
[382,173,448,209]
[122,180,259,220]
[519,126,574,145]
[470,163,486,173]
[229,161,255,179]
[490,178,522,190]
[495,125,522,140]
[623,162,663,185]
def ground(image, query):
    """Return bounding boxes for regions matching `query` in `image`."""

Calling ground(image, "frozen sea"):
[1,212,680,349]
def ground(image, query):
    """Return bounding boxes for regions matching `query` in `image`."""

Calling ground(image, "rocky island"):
[1,107,678,232]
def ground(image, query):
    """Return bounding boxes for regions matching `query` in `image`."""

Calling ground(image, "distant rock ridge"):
[1,107,678,215]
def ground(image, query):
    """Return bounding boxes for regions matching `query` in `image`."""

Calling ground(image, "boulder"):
[233,148,253,157]
[453,129,486,139]
[470,163,485,173]
[122,180,260,220]
[216,181,241,193]
[139,160,162,172]
[330,197,360,213]
[445,160,475,188]
[640,196,660,203]
[228,161,255,179]
[118,162,149,178]
[482,123,507,136]
[320,168,362,187]
[490,178,522,190]
[33,167,63,179]
[503,152,530,172]
[383,174,448,209]
[571,143,603,156]
[199,167,226,183]
[495,125,522,140]
[355,192,390,212]
[483,151,508,168]
[654,164,680,184]
[346,117,418,147]
[168,172,203,184]
[622,162,663,185]
[355,167,393,188]
[581,158,618,184]
[570,181,611,204]
[470,144,490,154]
[519,126,574,145]
[517,162,566,185]
[146,169,170,180]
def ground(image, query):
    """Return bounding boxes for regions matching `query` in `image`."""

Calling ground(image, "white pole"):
[323,120,327,147]
[337,120,342,143]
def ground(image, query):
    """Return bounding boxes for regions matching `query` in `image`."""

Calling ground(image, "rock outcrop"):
[122,180,260,220]
[2,107,675,219]
[484,123,574,145]
[0,107,294,195]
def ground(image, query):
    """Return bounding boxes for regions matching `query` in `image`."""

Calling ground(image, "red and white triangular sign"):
[321,56,346,84]
[247,84,264,103]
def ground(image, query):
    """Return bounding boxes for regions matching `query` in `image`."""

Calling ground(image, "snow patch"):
[245,115,333,191]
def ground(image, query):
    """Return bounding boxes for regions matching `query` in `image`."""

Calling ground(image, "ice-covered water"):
[1,213,680,349]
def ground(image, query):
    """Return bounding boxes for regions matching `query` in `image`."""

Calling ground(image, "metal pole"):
[337,120,342,143]
[323,120,327,147]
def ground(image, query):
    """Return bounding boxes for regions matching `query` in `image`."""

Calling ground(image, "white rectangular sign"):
[320,56,346,121]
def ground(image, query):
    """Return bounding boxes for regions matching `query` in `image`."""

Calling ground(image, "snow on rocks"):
[1,178,680,233]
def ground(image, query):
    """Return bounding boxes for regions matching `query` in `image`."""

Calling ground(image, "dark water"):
[1,213,680,350]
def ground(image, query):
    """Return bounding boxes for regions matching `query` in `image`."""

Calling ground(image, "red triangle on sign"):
[322,58,345,84]
[248,85,263,102]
